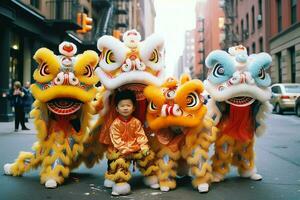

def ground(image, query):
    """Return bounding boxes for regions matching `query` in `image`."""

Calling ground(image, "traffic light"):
[77,13,93,34]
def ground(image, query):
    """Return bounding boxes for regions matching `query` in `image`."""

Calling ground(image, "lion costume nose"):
[161,104,183,117]
[54,72,79,86]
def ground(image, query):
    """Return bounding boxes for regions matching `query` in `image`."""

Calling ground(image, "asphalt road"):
[0,113,300,200]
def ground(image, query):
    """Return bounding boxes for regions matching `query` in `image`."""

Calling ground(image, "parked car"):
[295,96,300,117]
[270,83,300,114]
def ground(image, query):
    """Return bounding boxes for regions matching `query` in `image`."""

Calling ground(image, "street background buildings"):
[0,0,155,122]
[183,0,300,85]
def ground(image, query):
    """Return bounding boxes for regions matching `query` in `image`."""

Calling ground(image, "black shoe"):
[22,127,30,130]
[14,129,18,132]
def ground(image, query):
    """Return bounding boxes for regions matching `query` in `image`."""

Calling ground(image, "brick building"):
[194,0,225,80]
[269,0,300,83]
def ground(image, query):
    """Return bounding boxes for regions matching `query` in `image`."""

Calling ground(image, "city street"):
[0,113,300,200]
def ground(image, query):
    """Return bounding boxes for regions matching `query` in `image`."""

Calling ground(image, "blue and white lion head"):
[204,45,273,136]
[204,45,272,106]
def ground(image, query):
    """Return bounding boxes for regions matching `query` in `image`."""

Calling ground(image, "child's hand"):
[142,148,149,156]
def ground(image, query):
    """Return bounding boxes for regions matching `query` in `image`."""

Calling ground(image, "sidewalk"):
[0,119,35,134]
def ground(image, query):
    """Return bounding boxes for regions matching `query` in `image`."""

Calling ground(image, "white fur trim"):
[198,183,209,193]
[143,175,159,188]
[139,33,165,71]
[206,99,222,125]
[97,35,128,71]
[95,67,163,90]
[3,163,13,175]
[204,80,272,103]
[255,101,272,137]
[112,182,131,195]
[123,29,141,48]
[45,179,57,188]
[104,179,114,188]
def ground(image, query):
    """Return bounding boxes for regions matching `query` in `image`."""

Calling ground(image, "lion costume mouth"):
[47,98,82,115]
[226,96,255,107]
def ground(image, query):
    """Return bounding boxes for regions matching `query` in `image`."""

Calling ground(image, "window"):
[272,86,281,94]
[291,0,297,24]
[252,42,256,53]
[284,85,300,93]
[30,0,39,9]
[235,0,238,17]
[246,13,249,38]
[277,52,282,83]
[277,0,282,32]
[251,6,255,33]
[241,19,244,42]
[289,47,296,83]
[236,25,239,34]
[258,0,263,28]
[259,37,263,52]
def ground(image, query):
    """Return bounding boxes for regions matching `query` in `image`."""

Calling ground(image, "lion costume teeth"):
[3,42,99,188]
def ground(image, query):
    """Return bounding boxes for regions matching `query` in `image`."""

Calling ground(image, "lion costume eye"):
[186,92,199,107]
[212,63,225,77]
[149,49,159,63]
[105,50,116,64]
[39,62,50,76]
[258,68,265,79]
[149,101,158,111]
[83,65,93,77]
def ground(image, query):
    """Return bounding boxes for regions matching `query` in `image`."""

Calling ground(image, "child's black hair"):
[114,90,137,106]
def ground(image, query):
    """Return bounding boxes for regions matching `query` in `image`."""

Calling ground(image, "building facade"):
[113,0,156,39]
[182,29,195,77]
[269,0,300,83]
[194,0,225,80]
[223,0,269,53]
[0,0,113,121]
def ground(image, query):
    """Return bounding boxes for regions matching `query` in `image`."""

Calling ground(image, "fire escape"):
[221,0,239,50]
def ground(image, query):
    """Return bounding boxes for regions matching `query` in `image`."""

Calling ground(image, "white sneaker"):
[111,182,131,196]
[45,179,57,188]
[143,175,159,189]
[250,173,263,181]
[3,163,13,175]
[198,183,209,193]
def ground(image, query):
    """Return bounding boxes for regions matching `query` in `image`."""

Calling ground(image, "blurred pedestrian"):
[8,81,30,131]
[23,81,34,122]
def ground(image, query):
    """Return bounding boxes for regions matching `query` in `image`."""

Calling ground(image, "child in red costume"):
[102,90,158,196]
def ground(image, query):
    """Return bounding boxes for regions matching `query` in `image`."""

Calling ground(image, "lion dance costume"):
[84,30,165,195]
[204,45,272,182]
[144,74,218,193]
[4,42,99,188]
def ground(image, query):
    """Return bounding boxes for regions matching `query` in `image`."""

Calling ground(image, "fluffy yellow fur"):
[212,134,256,177]
[105,150,158,183]
[5,45,98,187]
[33,48,60,83]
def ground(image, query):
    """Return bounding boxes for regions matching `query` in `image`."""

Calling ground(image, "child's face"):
[116,99,135,118]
